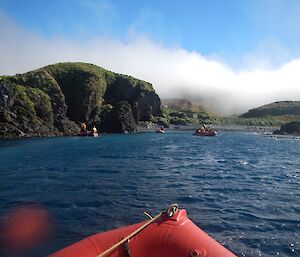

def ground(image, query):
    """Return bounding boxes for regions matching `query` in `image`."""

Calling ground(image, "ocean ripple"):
[1,131,300,256]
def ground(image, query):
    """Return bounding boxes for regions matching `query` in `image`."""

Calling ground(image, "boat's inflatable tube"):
[48,209,236,257]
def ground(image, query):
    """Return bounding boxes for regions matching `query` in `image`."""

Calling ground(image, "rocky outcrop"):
[100,101,137,133]
[0,62,162,137]
[0,79,59,137]
[273,121,300,136]
[104,74,161,121]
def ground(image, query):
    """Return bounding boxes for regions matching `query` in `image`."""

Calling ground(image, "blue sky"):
[1,0,300,113]
[1,0,300,61]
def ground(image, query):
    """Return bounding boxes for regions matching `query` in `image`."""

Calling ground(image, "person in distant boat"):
[92,126,97,134]
[81,123,87,133]
[160,125,164,131]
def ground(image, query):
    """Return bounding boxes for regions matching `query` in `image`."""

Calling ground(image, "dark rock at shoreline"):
[273,121,300,136]
[0,62,162,137]
[100,101,137,133]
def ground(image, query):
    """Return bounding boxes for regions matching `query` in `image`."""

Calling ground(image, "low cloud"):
[1,11,300,115]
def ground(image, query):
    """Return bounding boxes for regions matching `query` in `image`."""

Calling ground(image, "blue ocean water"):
[0,131,299,257]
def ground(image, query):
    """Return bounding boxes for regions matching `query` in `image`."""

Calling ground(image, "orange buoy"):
[48,207,236,257]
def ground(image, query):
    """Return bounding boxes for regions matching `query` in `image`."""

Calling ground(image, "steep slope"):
[0,62,162,137]
[162,98,207,113]
[240,101,300,118]
[160,98,218,126]
[0,79,57,137]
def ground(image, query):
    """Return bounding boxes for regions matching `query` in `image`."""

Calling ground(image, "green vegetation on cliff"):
[236,101,300,127]
[0,79,56,137]
[162,98,207,113]
[240,101,300,118]
[0,62,162,137]
[100,101,137,133]
[160,98,218,126]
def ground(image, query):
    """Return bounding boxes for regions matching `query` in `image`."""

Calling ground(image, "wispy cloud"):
[1,11,300,115]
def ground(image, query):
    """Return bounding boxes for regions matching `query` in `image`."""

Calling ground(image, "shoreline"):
[138,124,280,133]
[2,124,298,139]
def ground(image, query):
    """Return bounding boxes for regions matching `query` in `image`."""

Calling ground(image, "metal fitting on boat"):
[190,248,207,257]
[190,249,200,256]
[165,204,178,217]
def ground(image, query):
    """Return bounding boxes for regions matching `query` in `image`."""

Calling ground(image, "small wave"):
[236,160,249,165]
[176,195,203,203]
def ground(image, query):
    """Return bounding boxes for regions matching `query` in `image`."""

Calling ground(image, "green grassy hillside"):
[158,98,217,126]
[240,101,300,118]
[162,98,207,113]
[159,99,300,127]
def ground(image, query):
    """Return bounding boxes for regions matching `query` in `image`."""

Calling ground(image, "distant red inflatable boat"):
[77,131,99,137]
[194,130,217,136]
[48,205,236,257]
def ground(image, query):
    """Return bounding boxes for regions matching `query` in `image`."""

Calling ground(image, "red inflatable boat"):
[48,205,236,257]
[193,130,217,137]
[155,129,165,133]
[77,131,99,137]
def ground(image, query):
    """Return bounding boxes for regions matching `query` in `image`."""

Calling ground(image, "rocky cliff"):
[0,62,162,137]
[273,121,300,136]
